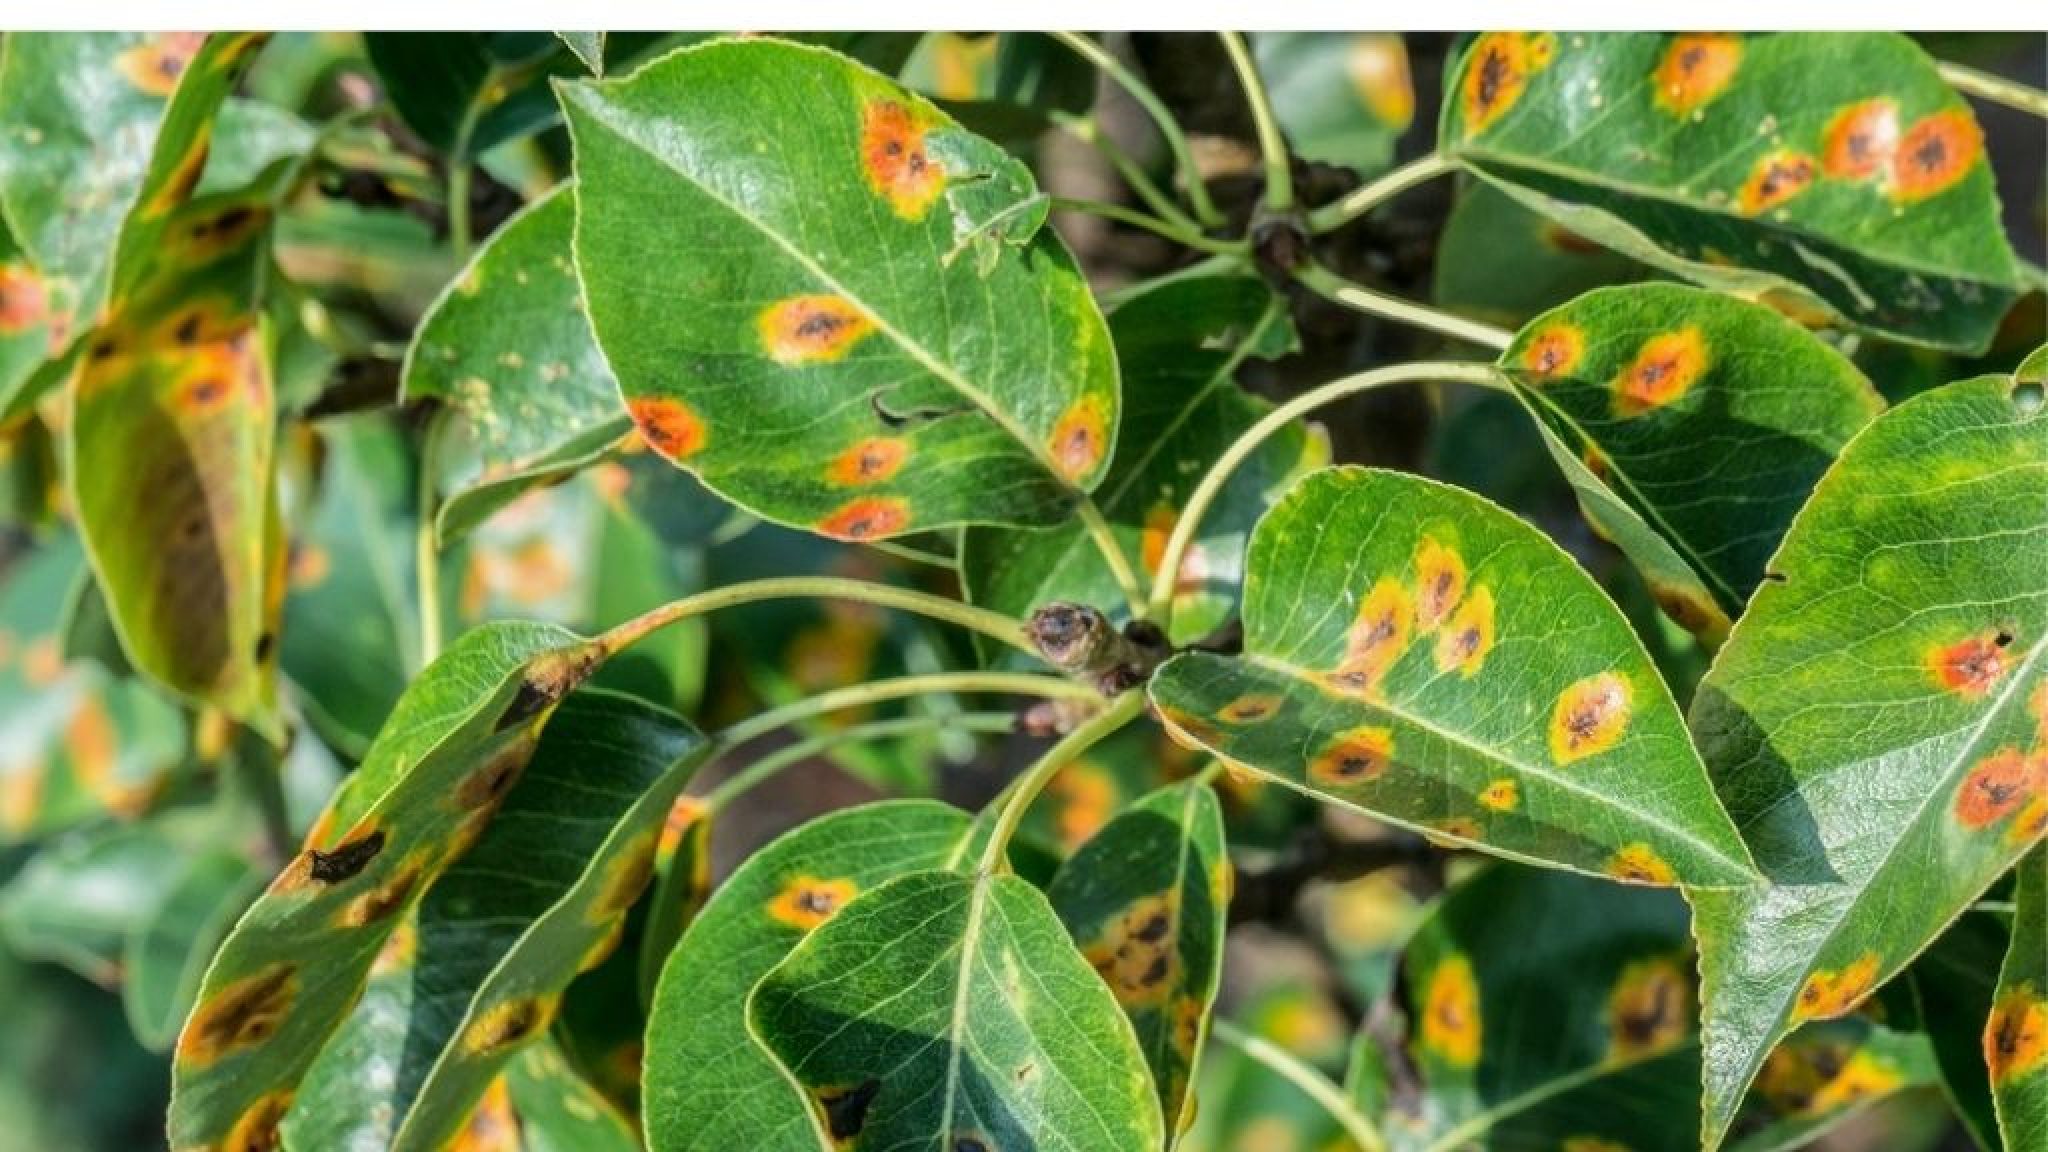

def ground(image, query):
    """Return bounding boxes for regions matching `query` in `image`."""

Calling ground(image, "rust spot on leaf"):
[860,100,945,220]
[1891,109,1982,203]
[1219,693,1282,725]
[1608,956,1691,1057]
[1604,843,1677,886]
[115,31,205,96]
[1420,954,1481,1066]
[592,833,658,922]
[1477,778,1518,812]
[1433,586,1496,679]
[628,396,707,461]
[450,1078,519,1152]
[1413,537,1467,633]
[1082,892,1178,1007]
[1550,673,1632,764]
[457,742,533,809]
[816,496,911,541]
[815,1077,882,1144]
[1521,322,1585,380]
[826,436,910,486]
[1927,629,2012,697]
[307,828,385,884]
[769,875,858,931]
[1954,748,2045,829]
[462,994,559,1053]
[1460,33,1549,137]
[178,963,297,1067]
[1310,726,1395,787]
[1048,394,1108,483]
[1326,577,1414,698]
[1650,579,1728,638]
[1613,327,1708,416]
[1738,150,1817,216]
[337,856,423,928]
[1793,951,1882,1023]
[758,294,873,365]
[0,264,47,335]
[220,1089,292,1152]
[1985,984,2048,1084]
[1654,34,1741,117]
[1822,99,1900,179]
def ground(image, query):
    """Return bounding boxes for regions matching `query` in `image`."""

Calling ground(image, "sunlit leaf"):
[1499,283,1884,638]
[1150,466,1754,887]
[557,32,605,75]
[1989,847,2046,1151]
[123,848,259,1051]
[0,817,197,984]
[564,37,1119,540]
[1442,32,2023,351]
[1254,33,1413,173]
[1689,363,2048,1147]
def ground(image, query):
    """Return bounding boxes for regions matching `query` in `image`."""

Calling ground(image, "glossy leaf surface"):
[1500,283,1883,636]
[964,276,1312,647]
[1442,32,2023,350]
[643,800,973,1152]
[1150,466,1753,887]
[1990,847,2046,1151]
[1689,368,2048,1147]
[564,37,1118,540]
[751,867,1164,1152]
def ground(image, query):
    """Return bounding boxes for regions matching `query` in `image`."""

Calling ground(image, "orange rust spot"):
[826,436,910,486]
[1309,726,1395,788]
[1081,892,1178,1008]
[1219,693,1282,725]
[1985,984,2048,1084]
[2031,680,2048,741]
[178,963,297,1067]
[758,294,873,366]
[627,396,707,461]
[1434,586,1496,679]
[859,99,946,220]
[1328,577,1414,697]
[1521,322,1585,380]
[1927,630,2012,697]
[462,994,559,1054]
[0,264,47,335]
[1608,956,1692,1057]
[1758,1039,1901,1116]
[1477,778,1519,812]
[1793,951,1882,1023]
[1651,579,1728,639]
[768,875,858,931]
[1049,394,1109,484]
[1613,327,1708,417]
[1427,816,1484,846]
[1157,704,1222,752]
[1550,673,1632,764]
[220,1089,293,1152]
[816,496,911,541]
[1892,109,1982,204]
[1654,34,1742,117]
[1738,150,1817,216]
[114,31,205,96]
[659,794,708,860]
[1605,843,1677,886]
[1822,99,1900,180]
[450,1078,519,1152]
[337,857,423,928]
[1049,761,1116,850]
[1460,33,1548,137]
[1413,537,1467,633]
[456,742,533,810]
[2013,793,2048,846]
[1955,748,2045,829]
[1420,954,1482,1066]
[1346,35,1413,126]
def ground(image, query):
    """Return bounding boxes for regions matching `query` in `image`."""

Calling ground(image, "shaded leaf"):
[1989,847,2046,1151]
[1150,466,1754,887]
[1433,180,1647,329]
[1499,283,1884,637]
[1048,780,1229,1137]
[1442,32,2023,350]
[644,799,973,1152]
[364,32,567,160]
[1907,908,2005,1150]
[402,184,632,545]
[1725,1019,1943,1152]
[1254,33,1414,173]
[123,848,259,1051]
[637,794,711,1004]
[1688,365,2048,1147]
[963,275,1315,648]
[502,1041,641,1151]
[563,37,1119,540]
[0,817,196,983]
[901,32,1095,145]
[557,32,605,75]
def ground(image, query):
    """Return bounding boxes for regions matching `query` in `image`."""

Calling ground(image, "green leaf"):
[963,275,1315,648]
[1990,847,2046,1151]
[0,818,194,983]
[1725,1018,1942,1152]
[1688,365,2048,1148]
[1433,180,1647,330]
[1352,863,1699,1151]
[123,848,259,1051]
[637,794,712,1004]
[558,32,606,75]
[1499,283,1884,637]
[502,1041,641,1151]
[1253,33,1414,173]
[1149,466,1754,887]
[750,866,1165,1152]
[1441,32,2023,351]
[643,799,973,1152]
[1047,780,1229,1137]
[364,33,568,159]
[167,619,608,1151]
[0,214,54,412]
[402,184,633,545]
[1907,908,2005,1150]
[562,37,1119,541]
[285,689,708,1152]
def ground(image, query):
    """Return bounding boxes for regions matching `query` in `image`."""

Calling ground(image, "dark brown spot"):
[1133,912,1170,944]
[456,745,528,809]
[1476,44,1509,109]
[307,829,385,884]
[495,678,555,731]
[819,1078,881,1141]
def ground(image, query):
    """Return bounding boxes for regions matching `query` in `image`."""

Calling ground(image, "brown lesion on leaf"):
[813,1077,883,1145]
[1603,843,1677,886]
[456,742,535,810]
[1549,672,1632,764]
[1520,322,1585,381]
[859,99,946,220]
[336,855,424,928]
[1082,891,1180,1008]
[1218,693,1282,725]
[1612,326,1708,416]
[1433,586,1496,679]
[1653,33,1742,117]
[1048,395,1109,484]
[1477,778,1519,812]
[450,1077,519,1152]
[1413,537,1467,634]
[1792,951,1882,1023]
[1954,747,2044,829]
[826,436,911,486]
[1607,955,1692,1057]
[757,294,874,366]
[1309,726,1395,788]
[627,396,708,462]
[1759,1040,1903,1116]
[219,1088,293,1152]
[1926,628,2013,698]
[462,993,560,1054]
[816,496,911,541]
[1419,954,1482,1066]
[1984,983,2048,1085]
[1325,578,1414,699]
[1822,99,1901,180]
[768,874,859,931]
[177,962,298,1067]
[178,202,271,263]
[114,31,206,96]
[1891,109,1983,203]
[1649,579,1729,641]
[307,827,386,884]
[1737,150,1818,217]
[589,832,659,922]
[1460,32,1551,137]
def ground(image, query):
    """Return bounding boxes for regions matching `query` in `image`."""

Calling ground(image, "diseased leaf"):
[502,1041,641,1151]
[1725,1019,1942,1152]
[563,37,1119,541]
[1906,907,2006,1150]
[1500,283,1884,637]
[750,867,1165,1152]
[168,619,608,1151]
[637,794,711,1004]
[402,184,633,545]
[643,800,973,1152]
[963,275,1315,648]
[123,848,259,1051]
[1254,33,1414,173]
[1047,780,1229,1137]
[286,690,708,1152]
[1688,366,2048,1148]
[1150,466,1754,887]
[0,214,55,412]
[1989,847,2046,1151]
[1442,32,2023,351]
[364,32,567,160]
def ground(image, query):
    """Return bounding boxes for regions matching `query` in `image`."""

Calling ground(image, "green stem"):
[1295,262,1514,352]
[1219,31,1292,214]
[1210,1020,1387,1152]
[703,712,1017,811]
[979,691,1146,874]
[1052,196,1247,256]
[1098,252,1250,310]
[1050,32,1225,228]
[1076,496,1147,618]
[414,418,444,666]
[1053,112,1207,237]
[1938,60,2048,118]
[598,577,1039,662]
[1308,151,1456,233]
[716,675,1091,751]
[1147,360,1507,619]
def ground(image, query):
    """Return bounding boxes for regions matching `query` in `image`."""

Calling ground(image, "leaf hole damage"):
[814,1077,882,1143]
[307,828,385,883]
